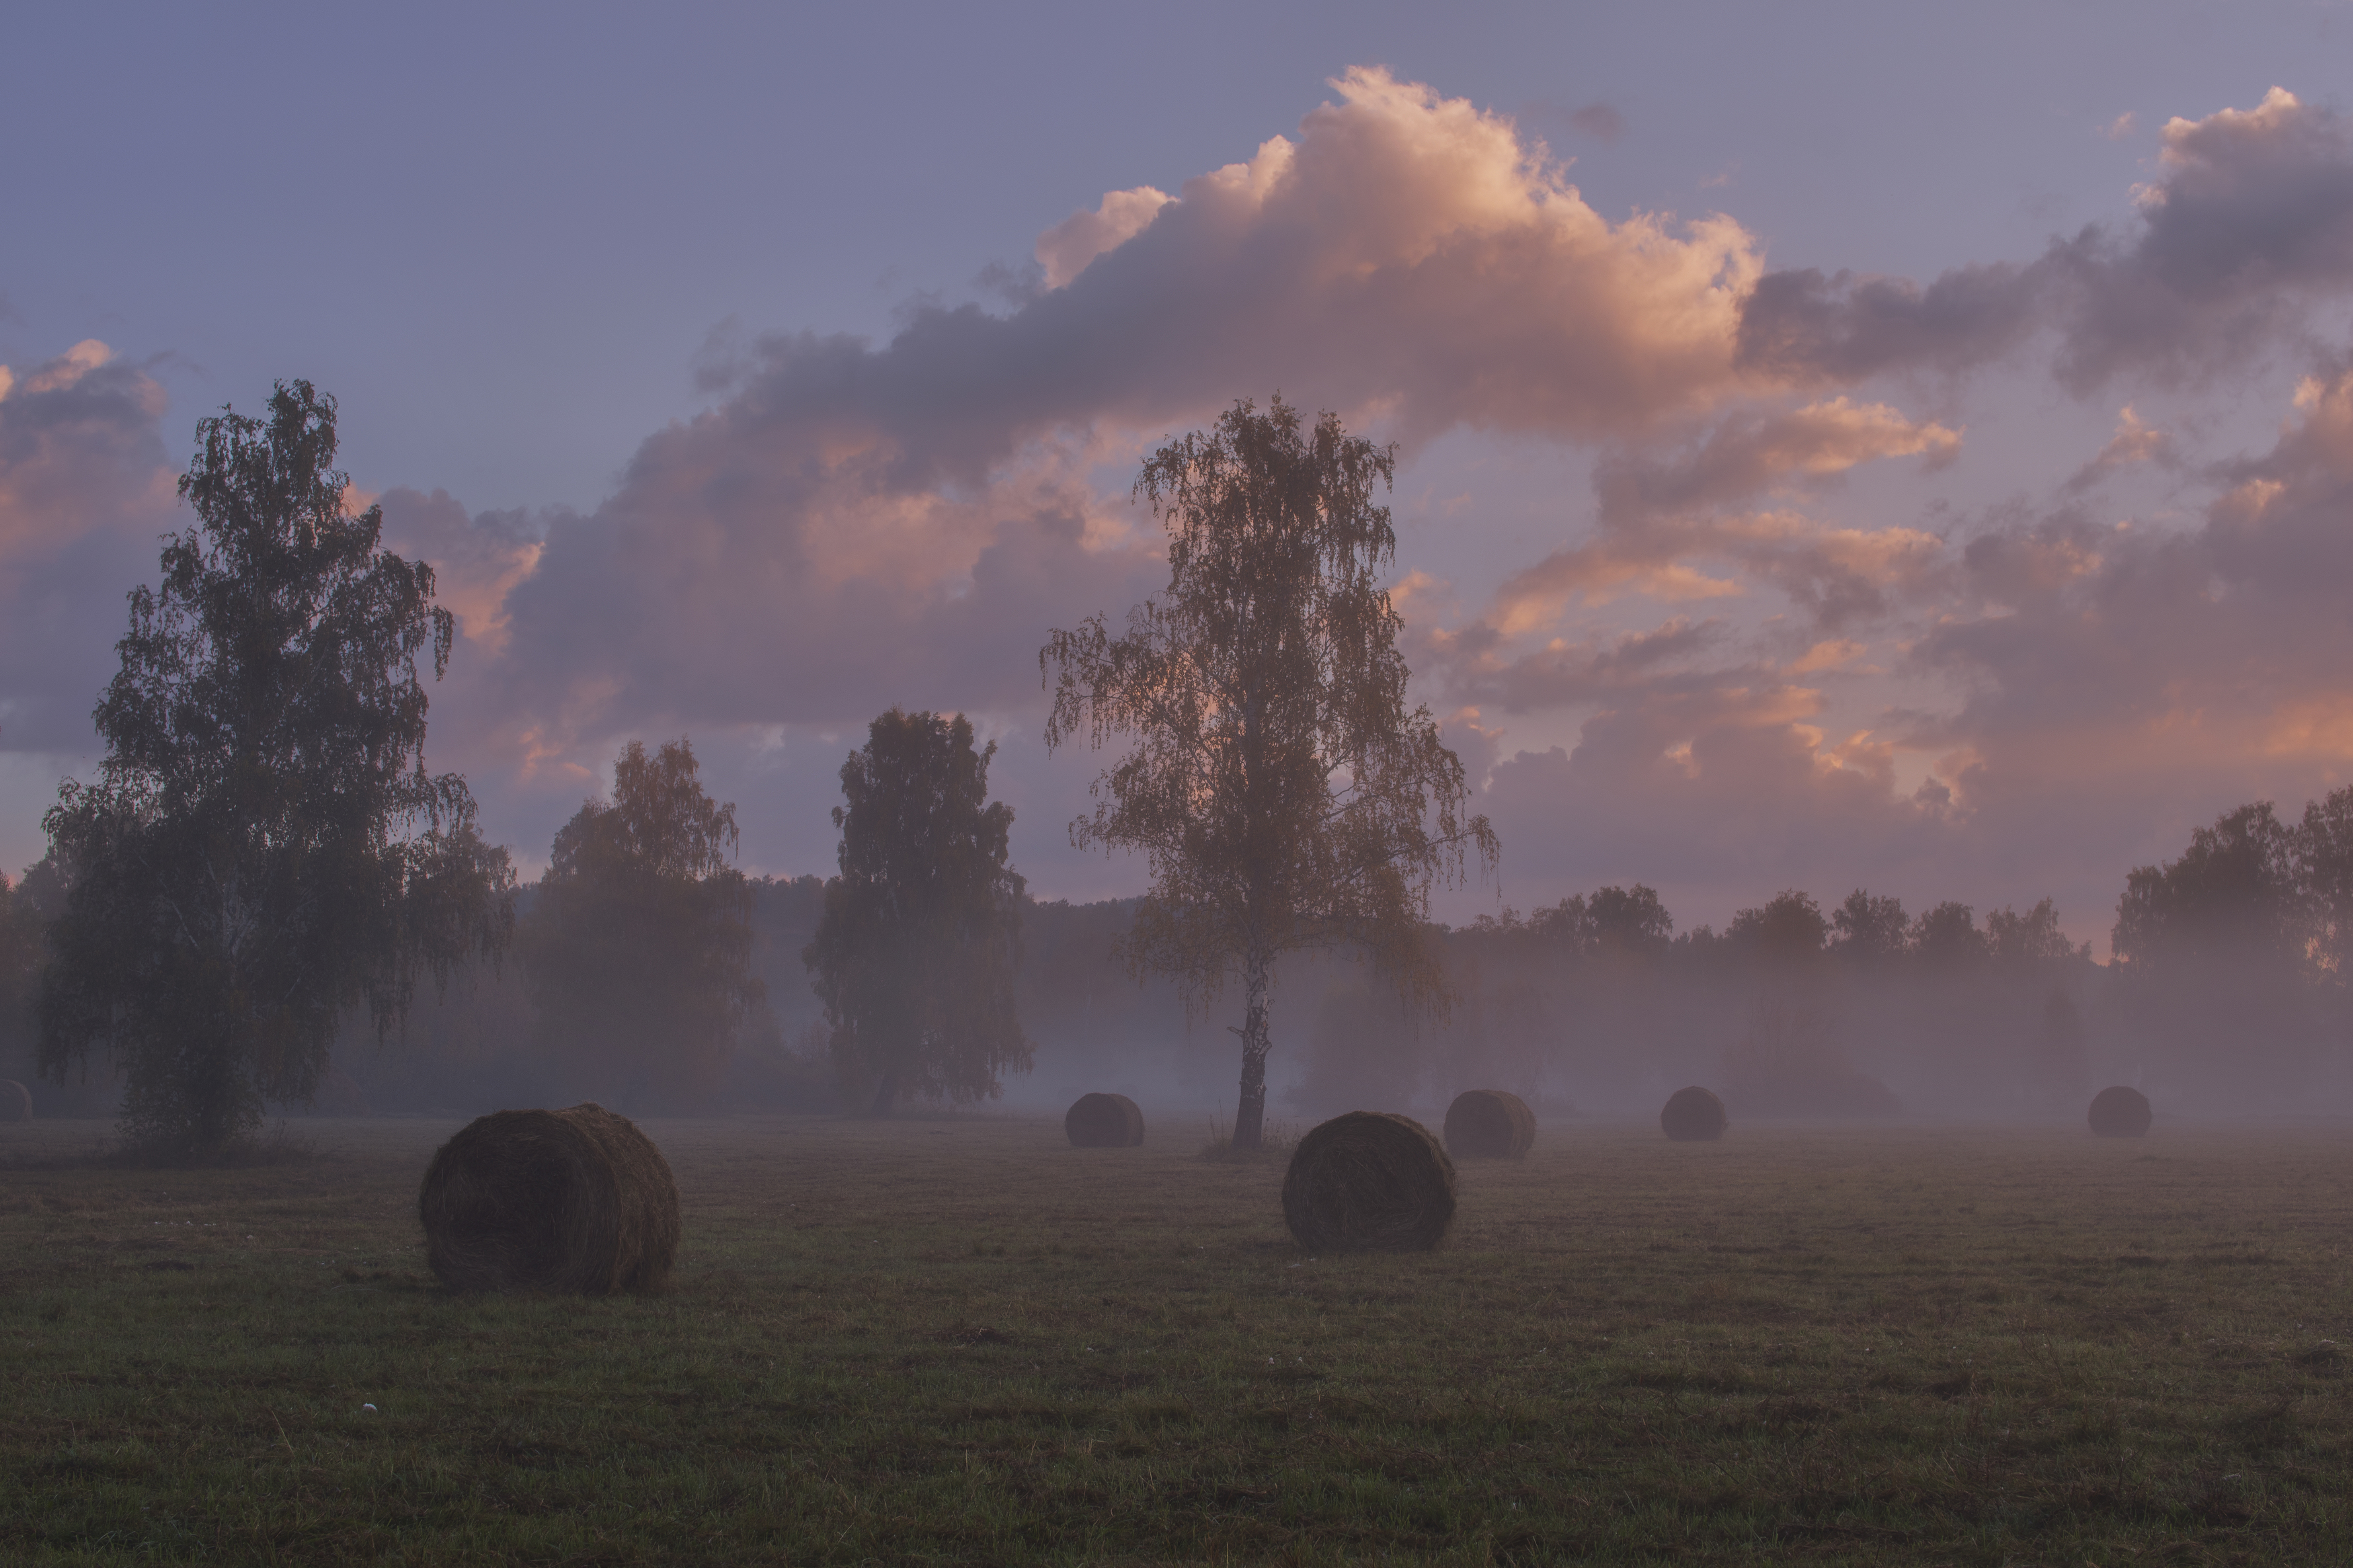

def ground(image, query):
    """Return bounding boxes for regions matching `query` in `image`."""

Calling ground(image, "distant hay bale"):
[1661,1085,1728,1142]
[1443,1089,1535,1159]
[2087,1085,2153,1139]
[0,1079,30,1122]
[1281,1112,1455,1252]
[1064,1091,1145,1147]
[417,1103,679,1294]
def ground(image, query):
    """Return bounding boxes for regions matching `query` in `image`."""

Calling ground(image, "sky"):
[7,1,2353,952]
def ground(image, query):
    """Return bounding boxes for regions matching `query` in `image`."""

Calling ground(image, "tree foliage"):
[0,870,45,1083]
[522,738,764,1111]
[804,708,1029,1116]
[1830,890,1909,962]
[37,382,512,1159]
[2112,802,2306,968]
[1041,395,1495,1148]
[1517,885,1675,958]
[2297,785,2353,978]
[1726,891,1829,964]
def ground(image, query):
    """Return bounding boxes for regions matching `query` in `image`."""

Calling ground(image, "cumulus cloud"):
[2063,404,2176,491]
[420,66,1789,768]
[0,341,177,751]
[1923,364,2353,760]
[689,64,1768,496]
[1480,397,1957,633]
[23,69,2353,934]
[375,489,549,657]
[1035,186,1171,290]
[1740,88,2353,392]
[1476,698,1957,913]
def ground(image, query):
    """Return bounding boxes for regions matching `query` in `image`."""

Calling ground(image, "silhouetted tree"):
[1985,897,2085,964]
[2114,802,2306,966]
[1041,397,1496,1149]
[2294,785,2353,981]
[0,870,44,1088]
[1728,891,1829,964]
[1588,884,1675,956]
[523,737,764,1111]
[805,708,1029,1116]
[1830,889,1909,963]
[37,382,512,1158]
[2112,802,2317,1098]
[1911,901,1989,968]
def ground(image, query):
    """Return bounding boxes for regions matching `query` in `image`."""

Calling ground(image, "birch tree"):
[1041,396,1495,1149]
[38,382,511,1158]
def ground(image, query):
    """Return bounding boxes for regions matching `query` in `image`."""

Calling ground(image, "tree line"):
[3,388,1482,1158]
[4,384,2346,1157]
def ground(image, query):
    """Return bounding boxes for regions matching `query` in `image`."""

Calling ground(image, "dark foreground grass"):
[1,1114,2348,1565]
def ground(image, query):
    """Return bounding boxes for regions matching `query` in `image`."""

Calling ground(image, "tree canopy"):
[522,737,764,1111]
[1041,395,1495,1149]
[38,381,511,1158]
[804,708,1029,1116]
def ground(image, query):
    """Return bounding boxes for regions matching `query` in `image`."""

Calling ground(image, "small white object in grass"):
[362,1403,378,1413]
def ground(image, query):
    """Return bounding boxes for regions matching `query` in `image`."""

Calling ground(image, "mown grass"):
[1,1114,2348,1565]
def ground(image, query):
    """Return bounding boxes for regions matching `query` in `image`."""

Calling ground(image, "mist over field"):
[13,841,2335,1130]
[11,25,2353,1141]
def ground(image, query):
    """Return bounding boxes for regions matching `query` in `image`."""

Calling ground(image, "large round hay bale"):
[1065,1091,1145,1147]
[0,1079,31,1122]
[1281,1112,1455,1252]
[417,1103,679,1294]
[2087,1085,2152,1138]
[1443,1089,1535,1159]
[1661,1085,1728,1142]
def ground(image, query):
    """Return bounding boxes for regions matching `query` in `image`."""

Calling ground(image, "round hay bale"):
[1281,1112,1455,1252]
[417,1103,679,1295]
[1443,1089,1535,1159]
[2087,1085,2152,1138]
[1064,1091,1144,1147]
[1661,1085,1728,1142]
[0,1079,31,1122]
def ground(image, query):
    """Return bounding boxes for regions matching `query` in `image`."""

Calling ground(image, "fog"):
[17,888,2334,1136]
[11,780,2348,1130]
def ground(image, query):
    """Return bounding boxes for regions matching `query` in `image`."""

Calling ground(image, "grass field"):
[3,1112,2349,1565]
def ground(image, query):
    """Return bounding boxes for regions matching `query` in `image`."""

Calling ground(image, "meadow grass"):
[1,1112,2348,1565]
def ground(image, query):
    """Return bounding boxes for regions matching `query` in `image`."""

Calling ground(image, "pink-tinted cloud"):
[22,72,2353,946]
[372,77,2353,934]
[408,67,1786,772]
[0,342,177,751]
[1482,398,1957,633]
[690,65,1769,491]
[1739,89,2353,391]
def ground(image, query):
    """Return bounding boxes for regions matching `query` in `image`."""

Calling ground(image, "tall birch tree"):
[1041,396,1495,1149]
[38,382,512,1158]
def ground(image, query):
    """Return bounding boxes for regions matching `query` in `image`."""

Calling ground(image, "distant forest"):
[7,787,2347,1123]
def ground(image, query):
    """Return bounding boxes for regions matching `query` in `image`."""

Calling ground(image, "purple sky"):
[8,3,2353,951]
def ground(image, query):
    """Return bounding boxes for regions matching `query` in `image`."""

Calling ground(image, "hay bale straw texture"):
[1661,1085,1728,1142]
[417,1103,680,1295]
[0,1079,30,1122]
[1281,1112,1456,1252]
[1064,1091,1145,1147]
[2087,1085,2153,1138]
[1443,1089,1535,1159]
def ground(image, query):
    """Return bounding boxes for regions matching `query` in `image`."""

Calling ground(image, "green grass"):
[2,1114,2349,1565]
